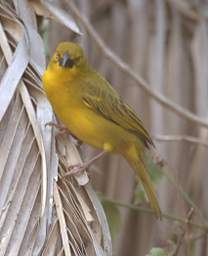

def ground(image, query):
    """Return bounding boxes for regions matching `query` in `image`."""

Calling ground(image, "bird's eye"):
[55,53,61,61]
[59,52,75,68]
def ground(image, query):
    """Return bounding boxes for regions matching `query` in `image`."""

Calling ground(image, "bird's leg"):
[64,151,107,177]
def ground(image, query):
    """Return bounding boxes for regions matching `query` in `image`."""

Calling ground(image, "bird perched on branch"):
[42,42,161,218]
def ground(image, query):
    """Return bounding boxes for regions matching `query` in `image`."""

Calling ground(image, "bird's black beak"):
[59,52,75,68]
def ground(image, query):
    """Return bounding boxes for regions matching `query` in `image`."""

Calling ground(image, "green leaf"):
[147,162,163,185]
[147,247,168,256]
[133,182,146,205]
[102,200,121,241]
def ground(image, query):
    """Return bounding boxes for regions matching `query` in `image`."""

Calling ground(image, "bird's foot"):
[45,122,83,147]
[64,151,107,177]
[45,122,69,135]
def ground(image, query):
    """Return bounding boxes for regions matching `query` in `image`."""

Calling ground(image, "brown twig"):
[65,0,208,129]
[188,231,208,242]
[154,134,208,148]
[100,196,208,231]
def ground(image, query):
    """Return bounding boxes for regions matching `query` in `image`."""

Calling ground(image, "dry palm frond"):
[0,1,111,255]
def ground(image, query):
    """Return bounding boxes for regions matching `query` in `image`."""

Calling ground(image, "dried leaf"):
[30,0,82,35]
[0,34,29,121]
[54,183,72,256]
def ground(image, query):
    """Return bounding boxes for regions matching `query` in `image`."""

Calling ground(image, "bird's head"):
[49,42,87,73]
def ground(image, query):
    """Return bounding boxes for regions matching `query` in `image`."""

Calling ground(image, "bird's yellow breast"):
[43,69,127,152]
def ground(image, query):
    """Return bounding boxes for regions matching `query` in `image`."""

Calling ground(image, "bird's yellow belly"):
[44,79,132,153]
[57,106,127,152]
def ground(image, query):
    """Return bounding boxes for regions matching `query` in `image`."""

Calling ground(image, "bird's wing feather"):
[82,76,154,147]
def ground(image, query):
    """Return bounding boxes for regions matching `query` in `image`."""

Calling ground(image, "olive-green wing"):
[82,77,154,147]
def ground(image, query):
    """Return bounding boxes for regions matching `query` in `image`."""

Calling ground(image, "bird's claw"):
[45,121,56,128]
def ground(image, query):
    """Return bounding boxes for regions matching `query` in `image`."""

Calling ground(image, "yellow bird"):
[42,42,161,218]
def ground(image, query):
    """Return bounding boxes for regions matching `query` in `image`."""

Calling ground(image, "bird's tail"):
[124,145,161,219]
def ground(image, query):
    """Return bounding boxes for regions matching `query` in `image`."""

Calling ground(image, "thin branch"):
[148,147,206,222]
[159,163,205,222]
[65,0,208,129]
[100,196,208,231]
[154,134,208,147]
[171,208,195,256]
